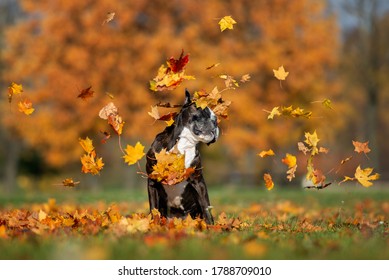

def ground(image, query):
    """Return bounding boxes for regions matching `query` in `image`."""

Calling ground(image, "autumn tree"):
[1,0,343,187]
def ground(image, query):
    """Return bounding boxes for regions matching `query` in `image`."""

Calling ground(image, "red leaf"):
[167,49,189,73]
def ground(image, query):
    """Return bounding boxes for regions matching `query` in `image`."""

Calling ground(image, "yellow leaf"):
[282,153,297,168]
[266,107,281,120]
[355,165,379,187]
[304,130,320,155]
[218,15,237,32]
[322,98,332,109]
[273,65,289,80]
[79,137,95,154]
[123,142,145,165]
[17,99,35,115]
[148,105,160,120]
[258,149,275,158]
[80,153,104,175]
[263,173,274,191]
[8,82,23,95]
[165,117,175,127]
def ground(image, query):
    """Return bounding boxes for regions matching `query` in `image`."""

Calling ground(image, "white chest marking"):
[175,127,199,168]
[163,181,187,209]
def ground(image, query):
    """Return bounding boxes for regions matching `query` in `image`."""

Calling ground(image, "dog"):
[146,90,219,224]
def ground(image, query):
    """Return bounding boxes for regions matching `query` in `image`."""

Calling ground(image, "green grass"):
[0,186,388,260]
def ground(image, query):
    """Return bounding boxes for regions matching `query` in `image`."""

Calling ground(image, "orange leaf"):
[79,137,95,154]
[17,99,35,115]
[77,86,94,100]
[282,153,297,168]
[263,173,274,191]
[352,140,371,154]
[258,149,275,158]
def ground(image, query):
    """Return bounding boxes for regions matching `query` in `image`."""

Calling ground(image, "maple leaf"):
[258,149,275,158]
[354,165,379,187]
[266,106,281,120]
[304,130,320,155]
[77,86,94,100]
[219,74,239,88]
[282,153,297,168]
[193,87,231,121]
[218,15,237,32]
[123,142,145,166]
[148,105,160,120]
[17,99,35,115]
[79,137,95,154]
[107,113,124,135]
[352,140,371,154]
[286,165,297,182]
[240,74,251,83]
[149,148,194,185]
[273,65,289,80]
[80,153,104,175]
[150,50,194,92]
[102,12,115,25]
[167,49,189,73]
[263,173,274,191]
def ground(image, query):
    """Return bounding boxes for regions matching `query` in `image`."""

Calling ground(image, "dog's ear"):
[184,89,192,106]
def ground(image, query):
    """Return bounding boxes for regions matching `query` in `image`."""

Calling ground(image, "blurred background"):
[0,0,388,195]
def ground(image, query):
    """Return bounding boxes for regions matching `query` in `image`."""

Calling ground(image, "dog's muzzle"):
[207,127,219,145]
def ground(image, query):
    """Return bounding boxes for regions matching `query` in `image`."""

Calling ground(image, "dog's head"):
[175,90,219,145]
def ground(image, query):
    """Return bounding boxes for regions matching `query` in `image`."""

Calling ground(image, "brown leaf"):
[77,86,94,100]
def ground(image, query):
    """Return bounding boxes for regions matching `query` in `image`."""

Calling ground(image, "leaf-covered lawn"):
[0,188,388,259]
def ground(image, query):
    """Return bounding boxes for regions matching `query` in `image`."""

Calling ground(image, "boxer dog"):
[146,90,219,224]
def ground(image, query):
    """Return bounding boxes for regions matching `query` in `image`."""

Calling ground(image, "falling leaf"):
[99,102,118,120]
[123,142,145,166]
[340,156,353,165]
[319,147,329,154]
[79,137,104,175]
[193,87,231,121]
[273,65,289,81]
[205,63,220,70]
[297,142,309,155]
[8,82,23,103]
[258,149,275,158]
[354,165,379,187]
[61,178,80,187]
[148,106,160,120]
[17,99,35,115]
[79,137,95,154]
[77,86,94,100]
[107,114,124,135]
[218,15,237,32]
[312,169,326,185]
[167,49,189,73]
[80,153,104,175]
[304,130,320,155]
[105,92,114,99]
[352,141,371,155]
[322,99,332,109]
[282,153,297,168]
[266,107,281,120]
[240,74,251,83]
[100,130,111,144]
[219,74,239,88]
[286,165,297,182]
[150,50,194,92]
[263,173,274,191]
[164,117,175,127]
[102,12,115,25]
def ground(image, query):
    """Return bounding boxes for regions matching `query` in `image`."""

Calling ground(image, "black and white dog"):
[146,90,219,224]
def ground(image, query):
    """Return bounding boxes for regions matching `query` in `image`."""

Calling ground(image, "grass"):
[0,185,388,260]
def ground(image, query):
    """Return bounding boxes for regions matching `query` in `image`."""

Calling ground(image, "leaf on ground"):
[218,15,237,32]
[123,142,145,166]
